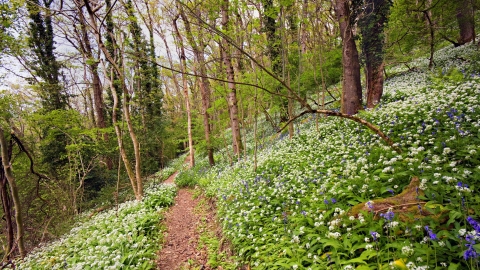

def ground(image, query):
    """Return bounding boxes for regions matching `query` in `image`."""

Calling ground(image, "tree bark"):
[0,128,25,258]
[335,0,363,115]
[221,0,243,157]
[360,0,390,108]
[172,16,195,168]
[366,62,385,108]
[423,8,436,69]
[0,169,14,260]
[106,71,138,198]
[456,0,475,45]
[83,0,142,199]
[122,85,143,199]
[77,9,106,129]
[73,0,112,169]
[179,8,215,166]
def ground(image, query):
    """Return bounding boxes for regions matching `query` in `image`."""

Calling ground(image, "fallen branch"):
[373,202,427,218]
[278,109,402,154]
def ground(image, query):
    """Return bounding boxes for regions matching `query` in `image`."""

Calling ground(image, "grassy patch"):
[195,191,239,270]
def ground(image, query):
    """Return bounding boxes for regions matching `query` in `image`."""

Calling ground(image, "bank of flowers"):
[199,44,480,269]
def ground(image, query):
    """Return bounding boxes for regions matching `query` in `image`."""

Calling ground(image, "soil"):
[156,157,211,270]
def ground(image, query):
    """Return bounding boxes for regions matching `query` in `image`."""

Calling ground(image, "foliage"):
[191,43,480,269]
[175,158,209,188]
[358,0,392,66]
[385,0,458,65]
[195,193,239,270]
[11,183,177,269]
[155,166,176,182]
[25,0,67,111]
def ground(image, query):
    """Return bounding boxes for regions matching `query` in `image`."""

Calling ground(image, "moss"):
[348,176,445,222]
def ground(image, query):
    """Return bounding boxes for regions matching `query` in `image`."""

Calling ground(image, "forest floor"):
[156,157,226,270]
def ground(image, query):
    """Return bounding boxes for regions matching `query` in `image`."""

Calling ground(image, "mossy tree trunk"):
[0,128,25,258]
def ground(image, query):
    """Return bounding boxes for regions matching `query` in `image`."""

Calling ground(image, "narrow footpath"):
[156,158,210,269]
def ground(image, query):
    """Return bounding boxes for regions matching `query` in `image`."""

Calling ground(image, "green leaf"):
[321,239,342,249]
[448,263,460,270]
[342,257,367,265]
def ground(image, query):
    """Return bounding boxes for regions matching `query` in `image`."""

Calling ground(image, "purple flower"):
[387,189,395,196]
[464,234,479,261]
[464,246,478,260]
[467,216,480,235]
[424,226,438,241]
[324,199,329,204]
[370,231,380,242]
[458,182,469,188]
[380,210,395,221]
[331,198,337,204]
[366,201,374,209]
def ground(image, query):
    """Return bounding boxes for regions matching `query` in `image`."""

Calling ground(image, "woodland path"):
[156,156,213,270]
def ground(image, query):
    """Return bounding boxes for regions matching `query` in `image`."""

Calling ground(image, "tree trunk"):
[179,8,215,166]
[423,7,436,69]
[335,0,363,115]
[221,0,243,157]
[172,17,195,168]
[0,172,14,260]
[360,0,390,108]
[74,1,112,169]
[0,128,25,258]
[122,85,143,199]
[106,71,138,198]
[366,62,385,108]
[456,0,475,45]
[83,0,142,199]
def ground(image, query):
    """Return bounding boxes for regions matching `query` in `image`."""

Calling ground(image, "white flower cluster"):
[13,184,177,269]
[204,42,480,268]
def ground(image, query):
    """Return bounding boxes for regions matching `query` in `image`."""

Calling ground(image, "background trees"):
[0,0,478,260]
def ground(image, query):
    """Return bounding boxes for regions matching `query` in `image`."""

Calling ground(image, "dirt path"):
[156,156,210,269]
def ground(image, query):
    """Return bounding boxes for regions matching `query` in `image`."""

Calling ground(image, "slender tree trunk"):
[87,88,96,127]
[74,1,112,169]
[221,0,243,157]
[0,174,14,260]
[287,73,294,139]
[105,70,138,198]
[300,0,309,54]
[84,0,142,199]
[423,8,436,69]
[253,88,258,172]
[122,85,143,199]
[179,8,215,166]
[172,17,195,168]
[335,0,363,115]
[0,128,25,258]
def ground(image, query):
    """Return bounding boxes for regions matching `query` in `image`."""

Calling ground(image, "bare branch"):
[278,109,402,153]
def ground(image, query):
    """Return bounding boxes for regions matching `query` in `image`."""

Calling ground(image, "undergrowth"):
[10,177,177,269]
[194,190,239,270]
[188,44,480,269]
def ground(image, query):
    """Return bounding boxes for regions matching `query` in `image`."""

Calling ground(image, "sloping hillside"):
[193,44,480,269]
[10,44,480,270]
